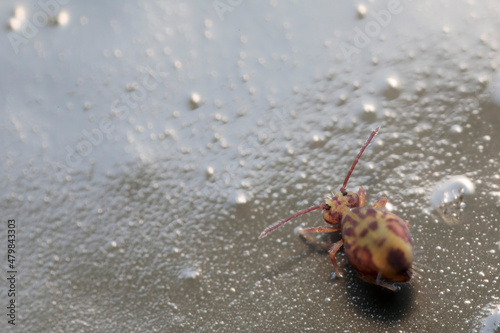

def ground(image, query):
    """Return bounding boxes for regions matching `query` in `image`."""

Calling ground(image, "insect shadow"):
[304,232,414,322]
[343,266,414,322]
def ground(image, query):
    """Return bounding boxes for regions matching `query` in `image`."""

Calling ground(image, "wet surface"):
[1,1,499,332]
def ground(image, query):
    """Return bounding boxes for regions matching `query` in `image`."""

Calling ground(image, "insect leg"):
[358,186,366,207]
[371,197,410,227]
[298,226,341,250]
[298,227,344,278]
[328,240,344,278]
[359,275,397,291]
[371,197,388,210]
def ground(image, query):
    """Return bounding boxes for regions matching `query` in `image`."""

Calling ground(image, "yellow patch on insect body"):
[341,207,413,282]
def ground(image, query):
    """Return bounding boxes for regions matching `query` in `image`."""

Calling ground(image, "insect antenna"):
[259,204,326,239]
[339,127,380,194]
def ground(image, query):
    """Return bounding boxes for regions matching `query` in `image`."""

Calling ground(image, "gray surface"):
[1,1,499,332]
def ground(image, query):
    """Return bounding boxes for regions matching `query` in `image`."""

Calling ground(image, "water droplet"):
[363,103,376,113]
[430,175,475,208]
[383,77,401,100]
[57,10,70,26]
[178,266,201,279]
[357,4,367,19]
[337,94,347,105]
[415,81,426,96]
[235,191,248,204]
[450,124,463,134]
[190,93,202,110]
[9,6,26,31]
[361,103,377,122]
[14,6,26,19]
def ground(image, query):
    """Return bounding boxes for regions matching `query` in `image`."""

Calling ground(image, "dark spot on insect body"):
[365,209,377,218]
[386,219,412,244]
[387,248,412,281]
[324,210,342,224]
[368,221,378,230]
[345,192,359,207]
[350,207,376,221]
[341,213,359,229]
[343,227,356,237]
[347,245,378,277]
[359,228,369,238]
[387,248,406,271]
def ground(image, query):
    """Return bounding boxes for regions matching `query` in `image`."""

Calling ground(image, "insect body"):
[259,128,413,291]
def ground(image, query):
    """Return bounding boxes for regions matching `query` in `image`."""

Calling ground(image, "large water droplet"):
[430,175,475,208]
[178,266,201,279]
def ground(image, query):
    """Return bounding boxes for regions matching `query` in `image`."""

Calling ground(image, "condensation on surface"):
[0,1,499,332]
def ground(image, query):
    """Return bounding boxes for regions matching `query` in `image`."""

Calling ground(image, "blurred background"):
[1,1,499,332]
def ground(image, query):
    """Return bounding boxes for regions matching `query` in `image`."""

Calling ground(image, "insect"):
[259,127,413,291]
